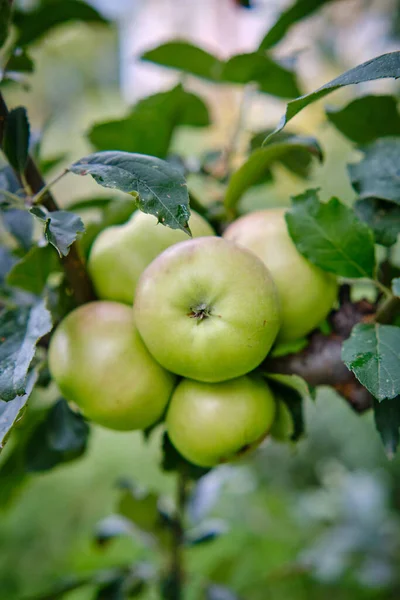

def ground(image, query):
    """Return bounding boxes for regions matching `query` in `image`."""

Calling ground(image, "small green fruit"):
[166,376,276,467]
[48,301,176,431]
[224,208,337,342]
[134,237,281,382]
[88,210,214,304]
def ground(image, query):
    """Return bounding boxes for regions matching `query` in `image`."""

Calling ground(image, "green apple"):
[88,209,214,304]
[48,301,176,431]
[224,208,337,342]
[166,375,276,467]
[134,237,281,382]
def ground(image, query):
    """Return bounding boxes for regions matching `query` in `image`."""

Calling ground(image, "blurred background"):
[1,1,400,599]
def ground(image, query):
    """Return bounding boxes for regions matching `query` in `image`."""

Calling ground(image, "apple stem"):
[164,472,188,599]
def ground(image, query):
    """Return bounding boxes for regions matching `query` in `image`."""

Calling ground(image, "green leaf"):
[5,48,35,74]
[25,399,90,472]
[259,0,339,50]
[7,244,60,295]
[2,208,34,250]
[374,397,400,458]
[250,129,322,180]
[393,278,400,297]
[266,372,314,402]
[326,95,400,144]
[0,301,52,401]
[141,41,224,81]
[221,52,300,98]
[3,107,30,174]
[342,323,400,401]
[286,189,375,278]
[13,0,108,47]
[0,0,12,49]
[348,137,400,205]
[355,198,400,247]
[69,151,191,234]
[30,207,85,257]
[224,137,322,209]
[267,379,305,442]
[267,51,400,139]
[141,42,301,97]
[88,84,210,159]
[0,370,37,452]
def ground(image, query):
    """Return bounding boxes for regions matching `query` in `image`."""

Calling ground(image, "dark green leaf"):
[3,107,30,174]
[373,397,400,459]
[25,399,90,472]
[0,301,52,401]
[0,370,37,452]
[69,151,191,234]
[141,41,224,81]
[267,51,400,139]
[251,128,322,179]
[348,137,400,205]
[266,372,314,402]
[0,0,11,49]
[342,323,400,401]
[161,432,210,480]
[88,84,210,159]
[354,198,400,247]
[95,579,124,600]
[5,48,35,74]
[5,48,35,75]
[2,208,34,250]
[7,244,60,295]
[224,138,322,209]
[326,95,400,144]
[30,206,85,256]
[286,189,375,278]
[47,399,89,452]
[393,278,400,297]
[221,52,300,98]
[13,0,108,47]
[267,379,305,441]
[259,0,339,50]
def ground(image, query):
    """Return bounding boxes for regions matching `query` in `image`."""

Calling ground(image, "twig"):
[164,472,188,600]
[0,91,95,305]
[265,298,377,413]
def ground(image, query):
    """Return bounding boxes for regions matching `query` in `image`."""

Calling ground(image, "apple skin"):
[88,210,214,304]
[134,237,281,383]
[224,208,337,342]
[166,375,276,467]
[48,301,176,431]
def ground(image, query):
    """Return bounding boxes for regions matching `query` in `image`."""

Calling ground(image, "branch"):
[0,92,95,305]
[265,294,376,413]
[167,473,187,600]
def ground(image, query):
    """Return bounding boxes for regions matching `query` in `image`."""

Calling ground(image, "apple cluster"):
[49,208,337,467]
